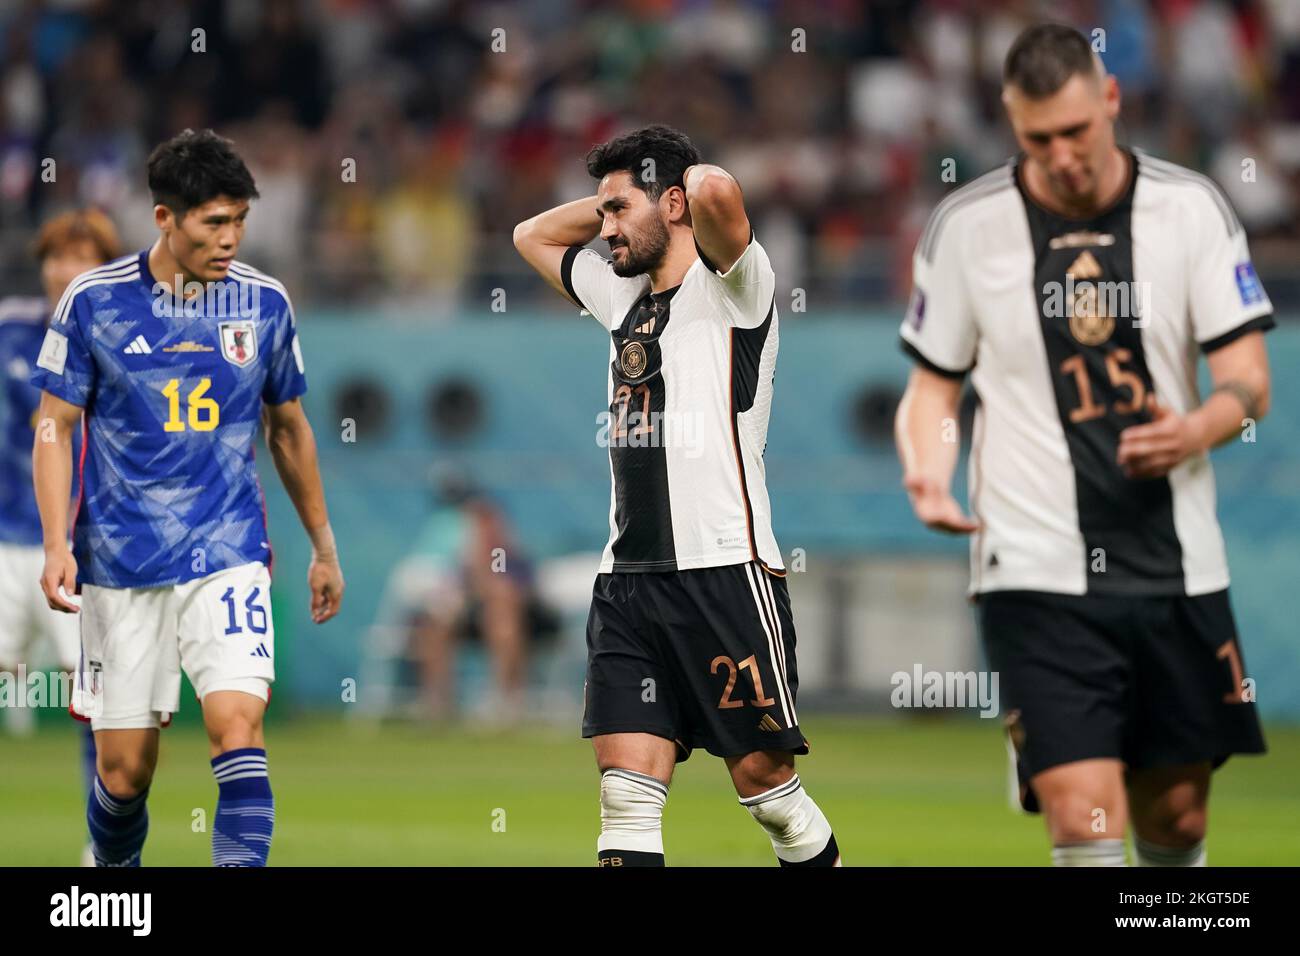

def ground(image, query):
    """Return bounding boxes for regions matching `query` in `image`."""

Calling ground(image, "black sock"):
[777,833,840,867]
[598,848,665,867]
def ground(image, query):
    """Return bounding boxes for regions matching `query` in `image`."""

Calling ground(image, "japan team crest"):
[218,319,258,368]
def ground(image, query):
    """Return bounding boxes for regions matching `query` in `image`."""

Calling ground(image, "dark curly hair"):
[147,128,259,217]
[585,125,702,201]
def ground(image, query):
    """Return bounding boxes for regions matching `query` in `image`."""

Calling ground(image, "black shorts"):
[978,589,1266,810]
[582,561,808,761]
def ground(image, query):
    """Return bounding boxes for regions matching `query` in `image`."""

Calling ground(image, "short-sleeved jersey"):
[900,149,1273,597]
[561,233,784,573]
[0,297,80,545]
[30,252,308,588]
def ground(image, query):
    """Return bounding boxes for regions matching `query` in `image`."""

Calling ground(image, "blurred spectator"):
[391,472,557,723]
[372,127,475,313]
[0,0,1296,310]
[1211,114,1297,236]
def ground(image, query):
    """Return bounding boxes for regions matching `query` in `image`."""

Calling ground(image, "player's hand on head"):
[40,547,80,613]
[1117,396,1198,479]
[308,554,344,624]
[903,474,980,535]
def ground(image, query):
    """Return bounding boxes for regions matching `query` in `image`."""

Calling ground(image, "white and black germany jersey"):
[901,149,1274,597]
[562,234,783,574]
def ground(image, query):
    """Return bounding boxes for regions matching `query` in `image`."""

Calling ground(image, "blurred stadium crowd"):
[1,0,1298,313]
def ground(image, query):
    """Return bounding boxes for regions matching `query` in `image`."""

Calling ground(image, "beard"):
[610,214,670,277]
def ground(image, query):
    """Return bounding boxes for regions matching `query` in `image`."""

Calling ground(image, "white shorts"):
[75,562,276,731]
[0,541,82,670]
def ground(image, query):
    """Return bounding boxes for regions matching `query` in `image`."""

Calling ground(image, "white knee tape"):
[739,774,834,864]
[598,768,668,855]
[1135,838,1206,867]
[1051,839,1128,866]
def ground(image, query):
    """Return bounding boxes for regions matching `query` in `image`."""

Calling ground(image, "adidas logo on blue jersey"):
[123,335,152,354]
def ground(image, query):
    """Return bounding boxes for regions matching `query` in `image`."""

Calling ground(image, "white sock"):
[1135,837,1206,867]
[597,769,667,858]
[739,774,840,866]
[1051,839,1128,866]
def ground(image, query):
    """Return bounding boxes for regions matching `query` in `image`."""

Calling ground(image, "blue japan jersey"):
[29,251,308,588]
[0,297,81,545]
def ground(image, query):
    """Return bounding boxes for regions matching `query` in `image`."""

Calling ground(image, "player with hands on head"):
[516,125,840,867]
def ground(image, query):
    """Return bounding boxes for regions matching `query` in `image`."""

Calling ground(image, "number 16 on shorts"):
[221,583,271,656]
[186,562,276,699]
[184,563,276,703]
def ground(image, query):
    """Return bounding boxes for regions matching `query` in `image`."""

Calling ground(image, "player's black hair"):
[585,125,702,201]
[1003,23,1099,98]
[147,128,259,218]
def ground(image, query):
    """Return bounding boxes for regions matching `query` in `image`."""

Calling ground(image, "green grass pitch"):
[2,715,1296,866]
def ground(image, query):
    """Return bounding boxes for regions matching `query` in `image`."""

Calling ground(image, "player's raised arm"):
[682,164,751,274]
[512,196,602,306]
[32,390,83,612]
[894,367,979,536]
[261,398,343,624]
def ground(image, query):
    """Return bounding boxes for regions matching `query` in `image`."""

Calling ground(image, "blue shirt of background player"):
[30,251,308,588]
[0,296,80,546]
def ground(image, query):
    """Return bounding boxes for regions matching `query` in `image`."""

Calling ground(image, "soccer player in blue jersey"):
[30,129,344,867]
[1,209,120,863]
